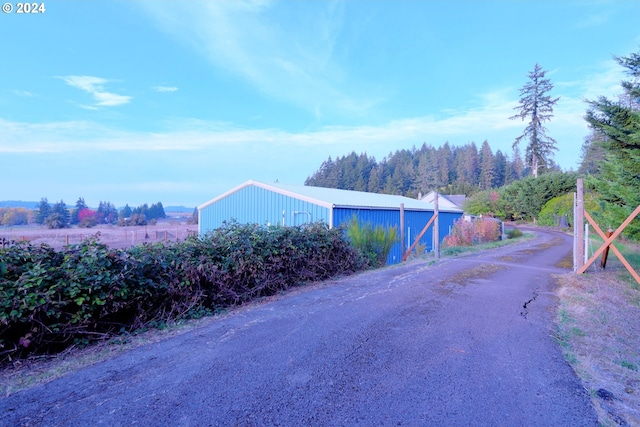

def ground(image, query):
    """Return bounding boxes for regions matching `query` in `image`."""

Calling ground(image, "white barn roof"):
[420,191,466,210]
[199,180,463,213]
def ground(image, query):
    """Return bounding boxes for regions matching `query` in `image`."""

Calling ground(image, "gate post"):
[400,203,405,257]
[433,192,439,259]
[574,179,584,273]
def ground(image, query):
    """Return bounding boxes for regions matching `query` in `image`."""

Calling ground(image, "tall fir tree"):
[510,63,560,178]
[578,132,607,175]
[48,200,69,229]
[71,197,87,225]
[479,140,495,190]
[512,146,526,180]
[119,204,133,220]
[35,197,51,224]
[437,143,453,188]
[493,150,507,187]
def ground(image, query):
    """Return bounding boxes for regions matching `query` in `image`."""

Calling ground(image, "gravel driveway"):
[0,228,597,426]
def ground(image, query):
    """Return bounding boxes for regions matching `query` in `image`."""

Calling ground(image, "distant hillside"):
[0,201,39,209]
[165,206,196,213]
[1,201,195,213]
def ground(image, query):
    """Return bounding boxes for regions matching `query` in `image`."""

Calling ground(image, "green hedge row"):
[0,221,366,363]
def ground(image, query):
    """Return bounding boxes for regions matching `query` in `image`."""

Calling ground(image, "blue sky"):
[2,0,639,208]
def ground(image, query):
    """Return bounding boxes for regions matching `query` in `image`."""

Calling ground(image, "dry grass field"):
[0,218,197,249]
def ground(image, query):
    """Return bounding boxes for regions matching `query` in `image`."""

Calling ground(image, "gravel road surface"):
[1,228,598,426]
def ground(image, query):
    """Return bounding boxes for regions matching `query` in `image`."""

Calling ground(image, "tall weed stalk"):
[346,217,399,268]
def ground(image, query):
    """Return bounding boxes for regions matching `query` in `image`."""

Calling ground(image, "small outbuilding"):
[198,180,463,265]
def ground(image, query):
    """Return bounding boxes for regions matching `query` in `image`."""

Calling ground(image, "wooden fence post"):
[575,179,584,273]
[400,203,405,257]
[601,229,613,268]
[434,192,439,259]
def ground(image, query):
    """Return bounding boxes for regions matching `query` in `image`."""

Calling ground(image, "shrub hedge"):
[0,221,366,363]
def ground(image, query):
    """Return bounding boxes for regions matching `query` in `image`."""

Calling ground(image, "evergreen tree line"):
[305,141,561,198]
[34,198,166,229]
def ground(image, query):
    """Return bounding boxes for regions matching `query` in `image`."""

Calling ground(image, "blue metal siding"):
[199,183,463,265]
[333,207,463,265]
[438,211,462,243]
[333,208,427,265]
[199,185,330,233]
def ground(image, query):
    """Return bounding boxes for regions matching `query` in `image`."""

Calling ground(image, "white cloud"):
[575,13,611,29]
[59,75,132,107]
[3,62,627,175]
[153,86,179,93]
[0,102,528,161]
[137,1,377,118]
[13,90,35,97]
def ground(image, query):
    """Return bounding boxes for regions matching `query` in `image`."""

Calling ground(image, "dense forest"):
[305,141,561,198]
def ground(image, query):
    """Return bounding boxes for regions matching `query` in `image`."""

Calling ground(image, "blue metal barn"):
[198,180,463,265]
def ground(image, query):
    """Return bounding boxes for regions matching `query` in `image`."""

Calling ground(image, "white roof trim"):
[198,180,334,211]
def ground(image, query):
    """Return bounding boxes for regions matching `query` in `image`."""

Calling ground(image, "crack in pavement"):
[520,288,540,319]
[345,335,372,361]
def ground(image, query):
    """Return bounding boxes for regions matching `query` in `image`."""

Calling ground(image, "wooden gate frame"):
[402,214,438,262]
[575,179,640,284]
[401,192,440,262]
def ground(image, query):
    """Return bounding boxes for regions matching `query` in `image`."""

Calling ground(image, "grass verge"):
[554,257,640,426]
[440,231,535,257]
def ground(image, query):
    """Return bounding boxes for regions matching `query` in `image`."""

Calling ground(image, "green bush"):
[346,217,399,268]
[506,228,523,239]
[0,221,365,363]
[538,191,602,228]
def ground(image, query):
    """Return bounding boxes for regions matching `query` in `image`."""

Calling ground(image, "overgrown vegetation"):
[465,172,577,222]
[537,192,602,228]
[443,218,501,247]
[0,221,365,364]
[346,217,399,268]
